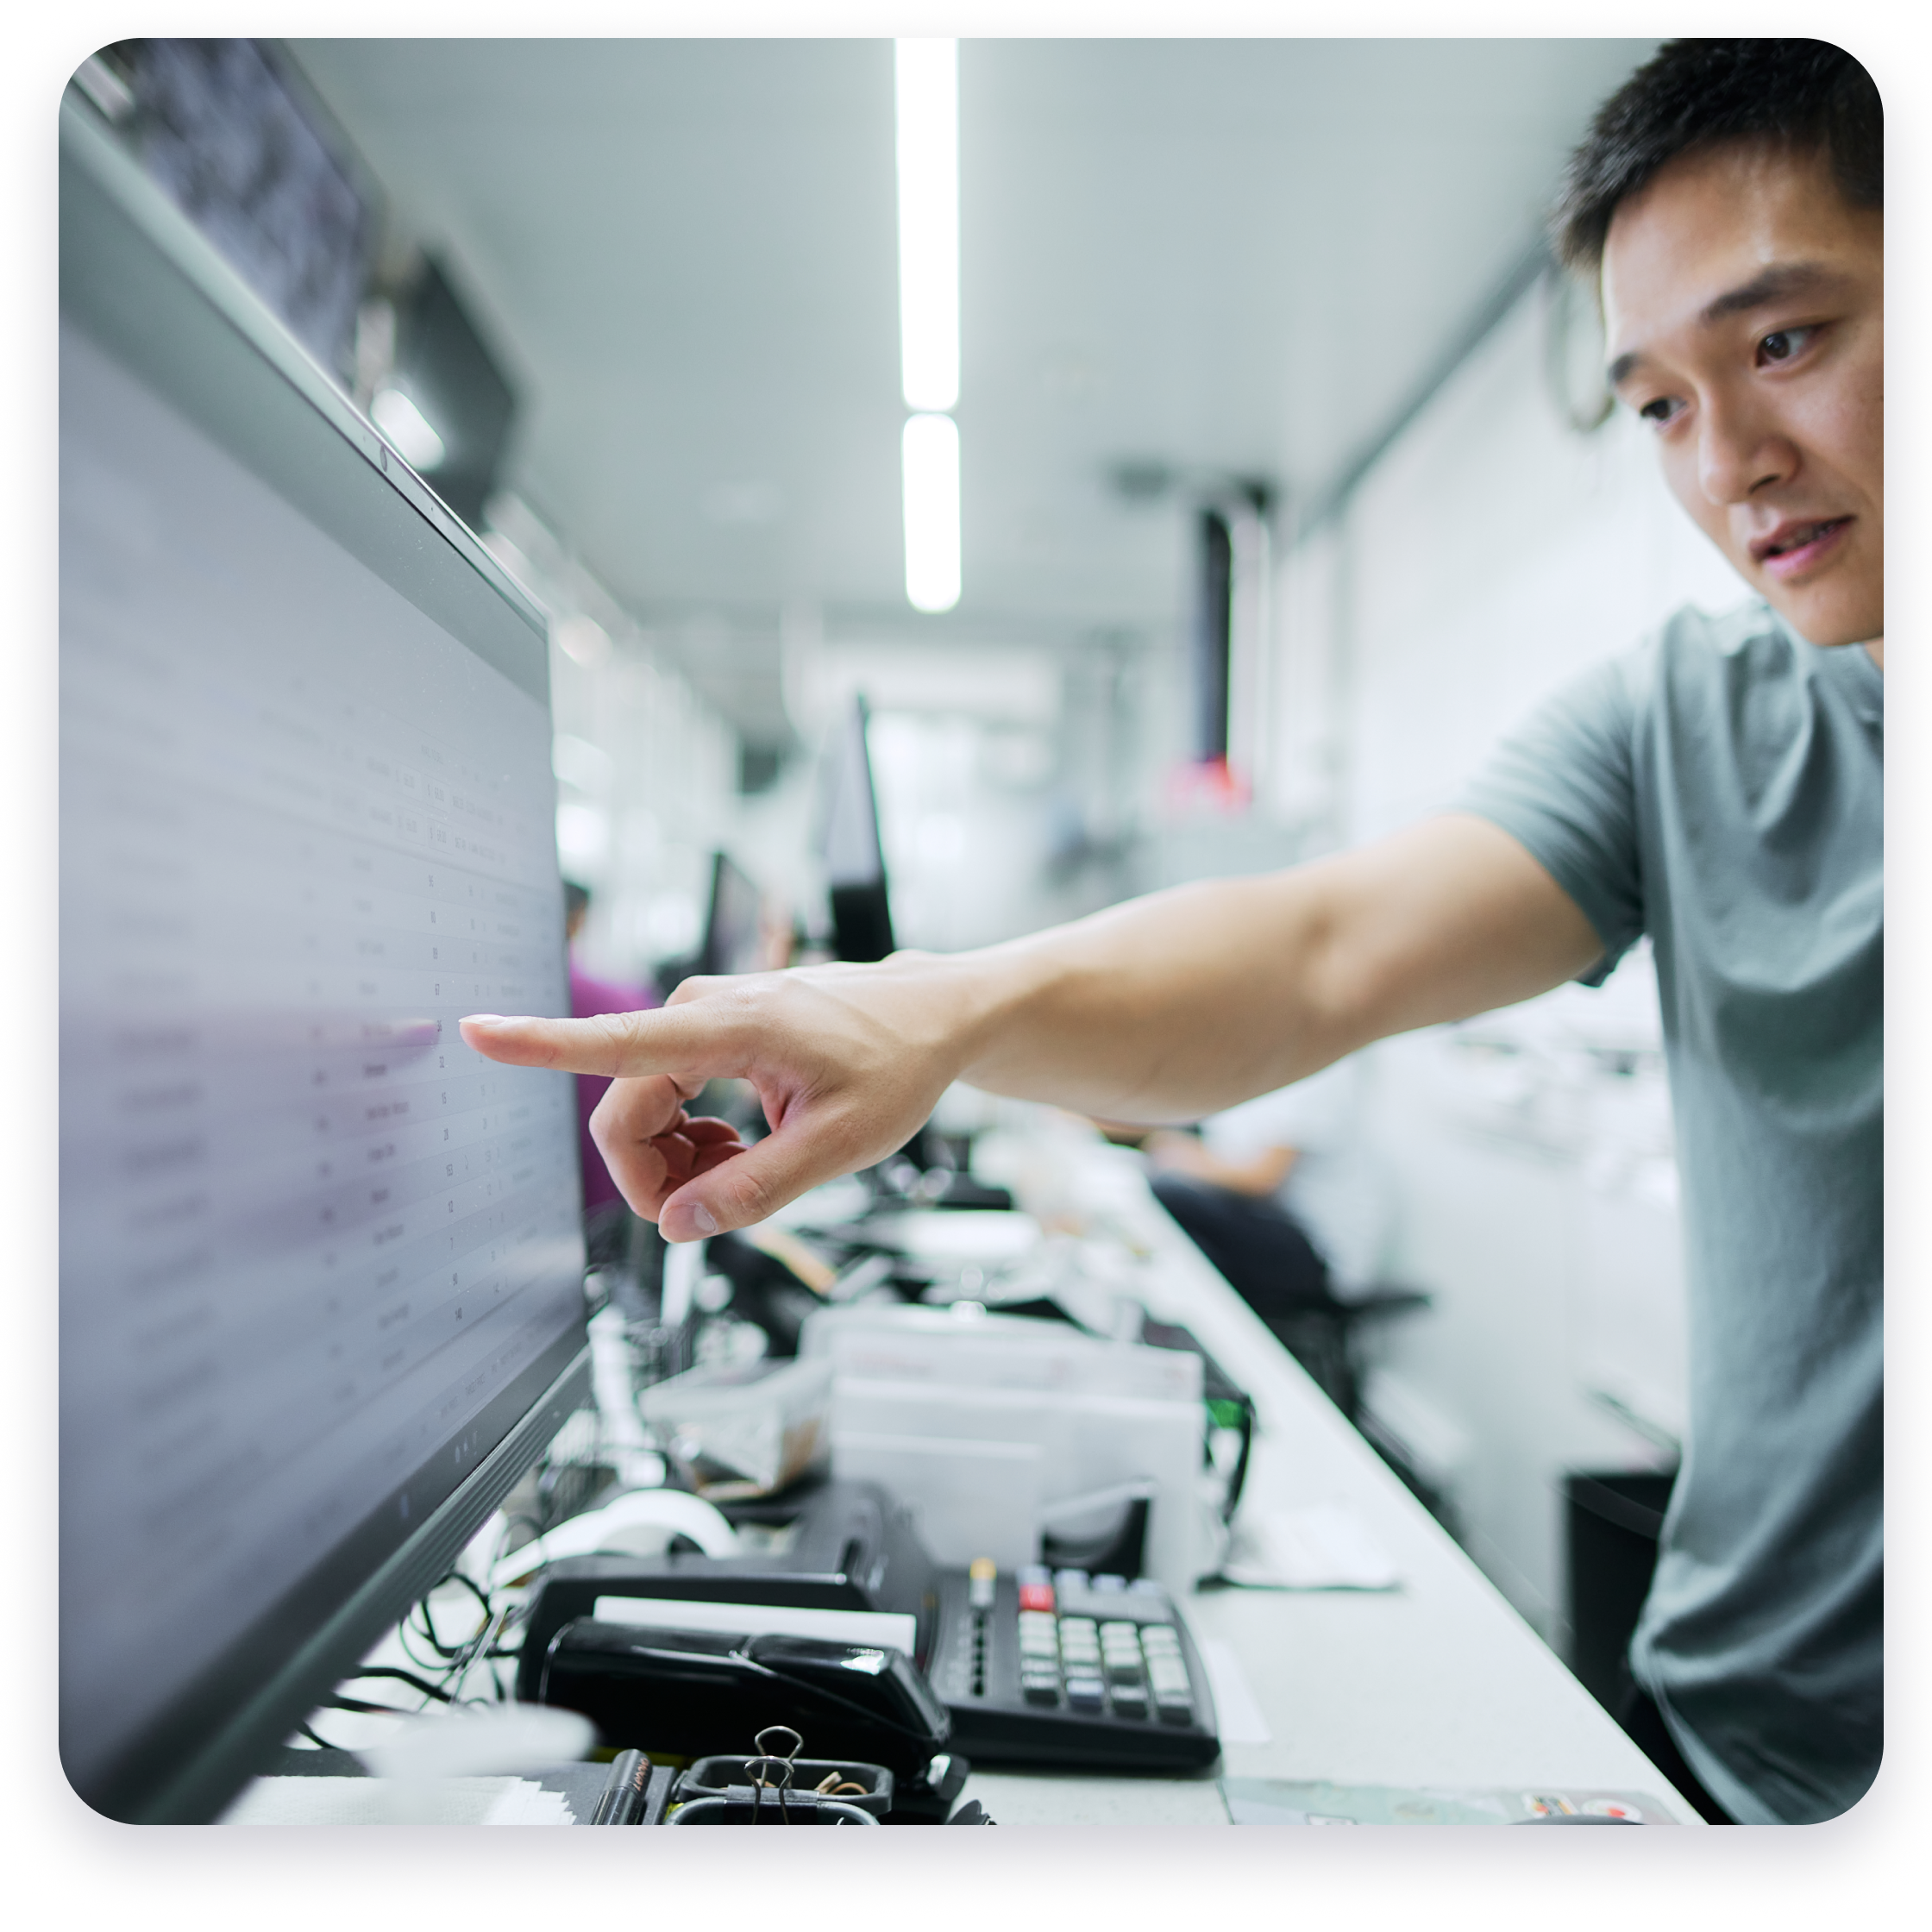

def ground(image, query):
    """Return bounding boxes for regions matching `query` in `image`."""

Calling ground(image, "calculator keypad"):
[999,1569,1197,1725]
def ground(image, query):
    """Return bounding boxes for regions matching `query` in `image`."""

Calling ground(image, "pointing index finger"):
[460,1009,709,1085]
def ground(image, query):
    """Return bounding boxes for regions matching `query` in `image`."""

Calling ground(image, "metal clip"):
[745,1725,803,1823]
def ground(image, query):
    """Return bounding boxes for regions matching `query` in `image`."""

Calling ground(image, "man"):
[464,42,1882,1823]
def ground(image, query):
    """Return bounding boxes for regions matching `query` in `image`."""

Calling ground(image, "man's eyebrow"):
[1607,262,1843,389]
[1697,260,1838,326]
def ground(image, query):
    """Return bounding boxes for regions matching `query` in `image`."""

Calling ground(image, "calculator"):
[925,1561,1220,1772]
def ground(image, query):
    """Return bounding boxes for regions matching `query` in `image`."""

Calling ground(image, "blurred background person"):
[1141,1059,1396,1412]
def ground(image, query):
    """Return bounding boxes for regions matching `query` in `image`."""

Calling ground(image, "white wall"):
[482,497,743,989]
[1266,273,1743,1644]
[549,640,740,984]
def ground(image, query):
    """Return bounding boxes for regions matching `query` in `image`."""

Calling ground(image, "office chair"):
[1261,1287,1431,1426]
[1147,1170,1429,1425]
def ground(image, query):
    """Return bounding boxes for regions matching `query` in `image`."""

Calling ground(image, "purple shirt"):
[569,960,657,1214]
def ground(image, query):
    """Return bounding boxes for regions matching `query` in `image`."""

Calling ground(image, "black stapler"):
[517,1480,968,1820]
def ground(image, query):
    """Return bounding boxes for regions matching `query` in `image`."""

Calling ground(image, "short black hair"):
[1552,40,1882,274]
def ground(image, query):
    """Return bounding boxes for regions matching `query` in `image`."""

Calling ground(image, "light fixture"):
[894,39,958,413]
[896,41,961,612]
[902,412,961,613]
[371,386,447,472]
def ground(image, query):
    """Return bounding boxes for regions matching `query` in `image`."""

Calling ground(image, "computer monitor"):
[820,695,896,963]
[60,98,590,1823]
[700,851,767,979]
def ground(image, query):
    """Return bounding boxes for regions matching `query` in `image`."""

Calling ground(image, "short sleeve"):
[1455,651,1647,985]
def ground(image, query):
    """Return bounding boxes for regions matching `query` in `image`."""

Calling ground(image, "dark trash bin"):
[1564,1470,1676,1714]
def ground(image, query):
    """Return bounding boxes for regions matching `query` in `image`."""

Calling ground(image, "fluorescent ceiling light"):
[371,387,447,472]
[894,39,958,413]
[902,412,961,613]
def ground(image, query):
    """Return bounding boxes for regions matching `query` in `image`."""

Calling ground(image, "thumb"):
[656,1102,884,1242]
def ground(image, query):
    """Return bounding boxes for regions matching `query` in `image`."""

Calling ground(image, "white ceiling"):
[289,37,1656,744]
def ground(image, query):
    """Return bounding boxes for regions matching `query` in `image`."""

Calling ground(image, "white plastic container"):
[639,1355,833,1501]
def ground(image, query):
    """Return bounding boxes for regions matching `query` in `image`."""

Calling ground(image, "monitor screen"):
[701,851,767,978]
[60,102,587,1822]
[819,696,896,963]
[113,38,372,381]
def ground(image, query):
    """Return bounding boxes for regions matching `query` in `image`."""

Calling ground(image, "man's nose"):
[1697,391,1795,505]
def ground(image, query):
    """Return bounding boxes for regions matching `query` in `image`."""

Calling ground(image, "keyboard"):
[925,1561,1220,1772]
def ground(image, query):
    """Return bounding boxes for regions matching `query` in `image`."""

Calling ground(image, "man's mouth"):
[1753,518,1852,573]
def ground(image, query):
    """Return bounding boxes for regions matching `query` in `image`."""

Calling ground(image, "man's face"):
[1602,140,1883,649]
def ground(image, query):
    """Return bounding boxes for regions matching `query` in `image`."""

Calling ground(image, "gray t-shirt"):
[1460,599,1882,1826]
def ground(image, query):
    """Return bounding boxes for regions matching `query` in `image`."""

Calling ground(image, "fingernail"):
[461,1013,505,1026]
[691,1203,719,1236]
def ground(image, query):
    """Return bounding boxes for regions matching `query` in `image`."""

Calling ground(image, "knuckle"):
[715,1163,779,1225]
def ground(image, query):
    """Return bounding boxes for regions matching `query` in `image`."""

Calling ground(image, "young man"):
[464,42,1882,1824]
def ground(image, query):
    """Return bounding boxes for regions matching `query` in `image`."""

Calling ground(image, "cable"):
[442,1570,495,1621]
[343,1666,453,1703]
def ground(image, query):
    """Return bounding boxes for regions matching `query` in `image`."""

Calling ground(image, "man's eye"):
[1759,325,1817,365]
[1638,396,1681,425]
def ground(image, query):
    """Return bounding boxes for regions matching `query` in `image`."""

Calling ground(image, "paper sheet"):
[1197,1638,1272,1745]
[1221,1778,1672,1825]
[221,1775,576,1825]
[1218,1500,1402,1590]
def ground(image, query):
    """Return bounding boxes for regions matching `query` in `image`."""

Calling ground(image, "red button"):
[1018,1583,1056,1612]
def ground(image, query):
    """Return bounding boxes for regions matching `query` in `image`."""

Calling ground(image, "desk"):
[954,1133,1701,1826]
[244,1132,1697,1827]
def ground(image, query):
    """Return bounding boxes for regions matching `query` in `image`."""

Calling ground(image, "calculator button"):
[1064,1677,1106,1709]
[1022,1678,1061,1706]
[1109,1684,1148,1717]
[1155,1694,1195,1725]
[1018,1581,1056,1613]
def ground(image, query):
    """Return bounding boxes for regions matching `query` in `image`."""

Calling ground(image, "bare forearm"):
[943,875,1355,1121]
[945,815,1599,1121]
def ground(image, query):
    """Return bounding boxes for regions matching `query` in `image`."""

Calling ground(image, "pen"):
[588,1748,649,1826]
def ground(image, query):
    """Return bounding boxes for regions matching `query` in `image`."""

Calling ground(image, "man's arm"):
[461,813,1599,1239]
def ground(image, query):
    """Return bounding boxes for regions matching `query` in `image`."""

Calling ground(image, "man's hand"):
[460,954,982,1240]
